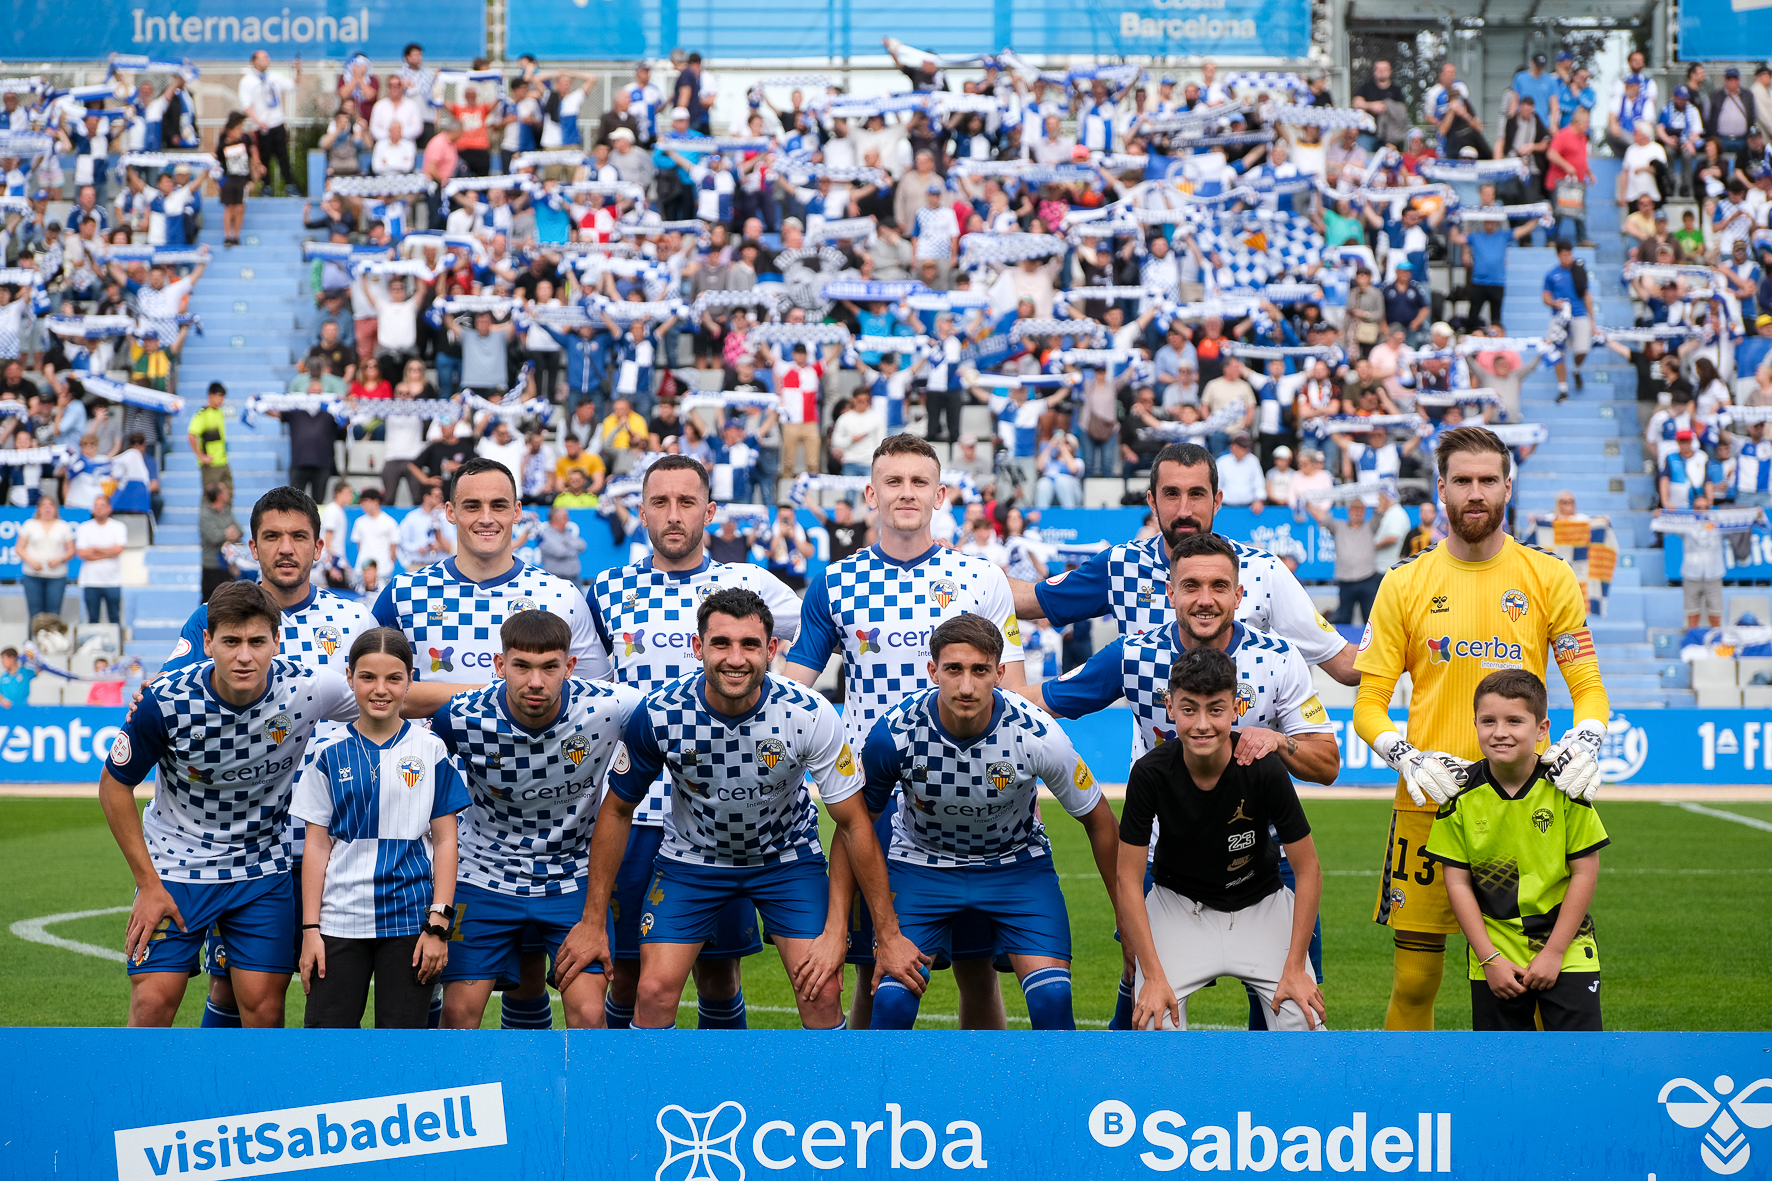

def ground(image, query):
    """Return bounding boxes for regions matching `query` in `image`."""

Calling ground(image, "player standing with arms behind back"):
[1353,426,1608,1030]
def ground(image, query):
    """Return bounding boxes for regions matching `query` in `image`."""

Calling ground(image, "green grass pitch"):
[2,797,1768,1030]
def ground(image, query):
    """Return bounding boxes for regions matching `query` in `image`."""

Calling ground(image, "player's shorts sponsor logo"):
[399,755,426,787]
[430,646,455,673]
[834,742,856,777]
[756,738,787,770]
[109,731,132,765]
[1233,683,1254,718]
[1426,635,1524,666]
[987,761,1016,791]
[266,713,293,745]
[657,1101,987,1179]
[562,734,591,767]
[1357,622,1373,653]
[169,637,192,659]
[1501,589,1529,622]
[1659,1074,1772,1175]
[315,625,342,656]
[931,579,960,609]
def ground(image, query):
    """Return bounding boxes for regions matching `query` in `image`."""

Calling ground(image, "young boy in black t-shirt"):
[1116,646,1327,1031]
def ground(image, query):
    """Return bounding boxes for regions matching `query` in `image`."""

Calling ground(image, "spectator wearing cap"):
[1740,311,1772,380]
[1607,49,1660,112]
[1508,53,1560,125]
[606,126,655,191]
[1606,73,1658,158]
[652,108,697,220]
[1706,68,1758,164]
[1555,64,1597,130]
[1659,428,1709,510]
[1658,87,1705,198]
[1736,127,1772,180]
[1264,446,1296,506]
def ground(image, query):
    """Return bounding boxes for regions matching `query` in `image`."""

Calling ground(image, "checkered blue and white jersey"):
[1042,621,1334,754]
[289,723,471,939]
[584,554,803,827]
[161,586,377,860]
[105,659,359,882]
[609,672,862,868]
[372,557,597,685]
[862,688,1101,868]
[1035,534,1346,663]
[430,678,644,896]
[787,543,1025,751]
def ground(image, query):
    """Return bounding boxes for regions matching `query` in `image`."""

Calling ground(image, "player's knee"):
[1020,967,1075,1031]
[608,960,640,1006]
[868,978,922,1030]
[691,957,741,1001]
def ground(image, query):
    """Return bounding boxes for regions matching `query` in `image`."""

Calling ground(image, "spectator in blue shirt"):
[1509,54,1560,125]
[0,647,32,709]
[1382,263,1431,342]
[1454,213,1535,329]
[1555,67,1597,130]
[1542,240,1596,400]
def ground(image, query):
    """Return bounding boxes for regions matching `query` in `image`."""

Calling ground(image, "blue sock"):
[1108,977,1135,1031]
[604,998,635,1030]
[201,998,242,1028]
[427,986,442,1030]
[869,978,922,1030]
[500,993,554,1030]
[631,1020,675,1030]
[1021,967,1075,1031]
[1245,982,1267,1031]
[697,990,747,1030]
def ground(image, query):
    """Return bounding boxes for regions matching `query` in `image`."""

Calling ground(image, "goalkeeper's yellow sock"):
[1384,938,1444,1030]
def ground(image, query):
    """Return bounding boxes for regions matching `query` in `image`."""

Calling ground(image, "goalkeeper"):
[1352,426,1608,1031]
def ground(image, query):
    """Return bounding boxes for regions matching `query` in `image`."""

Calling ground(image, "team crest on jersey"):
[265,713,292,745]
[430,646,455,672]
[1426,636,1451,665]
[987,761,1016,791]
[856,627,882,654]
[562,734,591,767]
[931,579,959,609]
[623,630,647,656]
[398,756,426,787]
[696,583,716,602]
[1387,887,1406,911]
[315,626,342,656]
[508,597,537,614]
[1501,589,1529,622]
[1532,807,1554,833]
[1234,683,1254,718]
[756,738,787,770]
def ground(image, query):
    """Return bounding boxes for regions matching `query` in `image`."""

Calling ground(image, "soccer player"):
[783,433,1024,1030]
[1011,441,1358,698]
[428,610,643,1029]
[1026,531,1339,1029]
[582,454,803,1031]
[293,627,470,1028]
[1354,425,1608,1030]
[1116,647,1326,1032]
[860,614,1120,1030]
[158,486,379,1028]
[563,589,927,1029]
[98,582,360,1027]
[372,455,599,1030]
[1426,669,1608,1031]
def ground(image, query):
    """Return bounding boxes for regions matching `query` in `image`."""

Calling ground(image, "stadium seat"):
[1728,595,1769,626]
[1695,687,1744,709]
[347,440,387,475]
[959,406,994,437]
[1742,687,1772,709]
[1690,660,1740,688]
[1736,658,1772,687]
[1083,478,1123,507]
[0,593,26,628]
[27,677,63,705]
[117,515,153,549]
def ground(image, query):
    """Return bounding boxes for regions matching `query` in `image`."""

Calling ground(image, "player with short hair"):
[1426,668,1608,1031]
[1025,530,1339,1028]
[1354,425,1608,1030]
[582,454,804,1031]
[99,581,360,1027]
[372,455,600,1030]
[428,610,643,1029]
[783,433,1026,1031]
[562,588,927,1029]
[860,614,1121,1030]
[1116,646,1327,1032]
[158,486,380,1028]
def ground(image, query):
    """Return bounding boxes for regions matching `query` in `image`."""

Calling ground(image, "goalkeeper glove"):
[1373,732,1471,807]
[1543,724,1605,802]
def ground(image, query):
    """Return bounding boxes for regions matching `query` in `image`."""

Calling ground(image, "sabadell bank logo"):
[1660,1074,1772,1175]
[1087,1100,1453,1173]
[655,1101,989,1181]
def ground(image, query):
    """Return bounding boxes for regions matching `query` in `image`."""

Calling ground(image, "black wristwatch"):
[421,921,451,940]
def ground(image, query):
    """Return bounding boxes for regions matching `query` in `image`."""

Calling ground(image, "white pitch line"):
[9,906,131,963]
[1667,802,1772,833]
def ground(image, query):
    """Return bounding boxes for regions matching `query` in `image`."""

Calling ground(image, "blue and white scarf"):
[78,374,182,413]
[326,173,435,196]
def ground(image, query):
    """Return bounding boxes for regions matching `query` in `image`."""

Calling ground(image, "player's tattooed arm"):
[1233,727,1340,784]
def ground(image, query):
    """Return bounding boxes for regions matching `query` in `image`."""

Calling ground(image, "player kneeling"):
[1427,670,1608,1031]
[1117,647,1326,1031]
[858,614,1121,1030]
[294,628,470,1027]
[565,588,928,1029]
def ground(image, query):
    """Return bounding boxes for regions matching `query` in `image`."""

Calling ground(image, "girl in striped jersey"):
[294,627,470,1028]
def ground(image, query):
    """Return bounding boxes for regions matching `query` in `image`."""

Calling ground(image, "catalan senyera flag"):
[1536,519,1618,616]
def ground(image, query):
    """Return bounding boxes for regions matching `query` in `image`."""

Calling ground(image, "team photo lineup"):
[97,425,1612,1034]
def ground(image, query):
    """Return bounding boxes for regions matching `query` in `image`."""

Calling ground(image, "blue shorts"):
[888,857,1072,964]
[641,855,827,945]
[203,861,303,978]
[847,797,998,967]
[614,824,761,961]
[441,880,605,985]
[130,874,295,977]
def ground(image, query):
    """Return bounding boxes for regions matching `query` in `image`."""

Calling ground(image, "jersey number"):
[1392,837,1436,887]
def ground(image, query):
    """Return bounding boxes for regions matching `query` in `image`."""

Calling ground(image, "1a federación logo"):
[1660,1074,1772,1174]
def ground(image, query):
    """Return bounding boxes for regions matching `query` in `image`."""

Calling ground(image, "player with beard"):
[1353,425,1608,1030]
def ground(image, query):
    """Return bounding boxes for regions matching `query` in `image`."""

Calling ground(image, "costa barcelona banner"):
[0,1030,1767,1178]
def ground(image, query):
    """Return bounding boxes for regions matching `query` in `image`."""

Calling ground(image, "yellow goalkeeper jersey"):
[1353,536,1608,813]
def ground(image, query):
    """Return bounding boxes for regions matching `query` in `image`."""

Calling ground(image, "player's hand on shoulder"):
[1232,726,1283,765]
[1543,726,1602,801]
